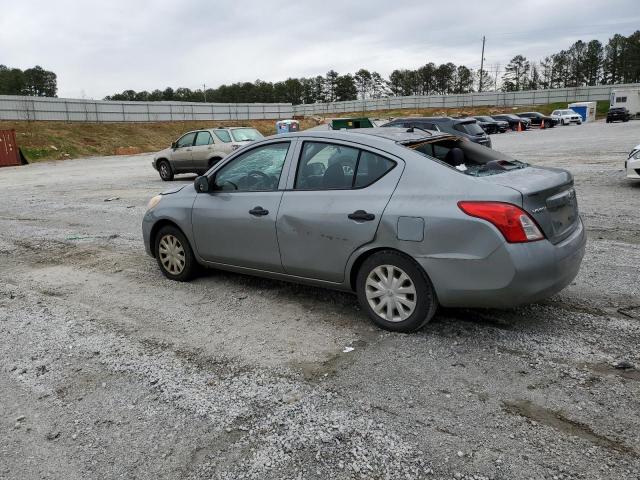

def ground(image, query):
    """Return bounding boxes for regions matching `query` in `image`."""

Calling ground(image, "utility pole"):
[203,84,207,103]
[494,63,500,91]
[478,36,486,92]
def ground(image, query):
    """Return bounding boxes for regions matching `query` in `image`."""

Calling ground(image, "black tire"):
[158,160,174,181]
[356,250,437,333]
[154,225,197,281]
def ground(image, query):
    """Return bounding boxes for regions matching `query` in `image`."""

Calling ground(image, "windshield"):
[454,122,485,135]
[231,128,264,142]
[476,116,493,122]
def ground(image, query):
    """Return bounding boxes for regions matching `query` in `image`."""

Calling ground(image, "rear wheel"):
[154,225,197,281]
[158,160,174,181]
[356,251,437,333]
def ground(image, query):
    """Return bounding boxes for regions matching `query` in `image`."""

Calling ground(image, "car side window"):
[295,142,359,190]
[294,142,395,190]
[354,151,395,188]
[213,142,290,192]
[176,132,196,148]
[213,130,232,143]
[194,131,213,146]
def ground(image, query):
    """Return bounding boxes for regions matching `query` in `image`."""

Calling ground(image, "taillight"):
[458,201,544,243]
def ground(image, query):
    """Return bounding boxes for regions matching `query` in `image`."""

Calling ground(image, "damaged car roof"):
[272,127,454,145]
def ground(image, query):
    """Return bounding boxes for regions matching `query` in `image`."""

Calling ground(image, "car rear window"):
[213,130,232,143]
[404,138,527,177]
[454,122,484,135]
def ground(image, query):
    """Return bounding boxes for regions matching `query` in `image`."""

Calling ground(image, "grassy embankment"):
[1,101,609,162]
[0,119,317,162]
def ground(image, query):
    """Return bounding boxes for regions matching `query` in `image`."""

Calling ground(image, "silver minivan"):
[152,127,264,181]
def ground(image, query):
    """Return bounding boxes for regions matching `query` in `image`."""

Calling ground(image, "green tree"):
[324,70,339,102]
[434,63,456,94]
[354,68,372,99]
[370,72,388,98]
[335,74,357,101]
[583,40,603,86]
[502,55,530,91]
[453,65,474,93]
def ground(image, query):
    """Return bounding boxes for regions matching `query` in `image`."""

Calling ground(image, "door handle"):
[249,206,269,216]
[348,210,375,221]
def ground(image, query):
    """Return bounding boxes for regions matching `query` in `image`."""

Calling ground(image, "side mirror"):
[194,176,209,193]
[171,141,177,149]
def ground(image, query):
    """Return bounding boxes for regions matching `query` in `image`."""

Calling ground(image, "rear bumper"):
[419,218,586,308]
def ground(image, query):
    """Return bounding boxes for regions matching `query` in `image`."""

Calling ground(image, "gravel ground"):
[1,120,640,480]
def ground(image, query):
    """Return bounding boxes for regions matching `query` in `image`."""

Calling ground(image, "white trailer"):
[610,88,640,117]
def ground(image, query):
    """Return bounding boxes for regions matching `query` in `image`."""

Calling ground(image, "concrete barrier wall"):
[0,96,294,122]
[292,84,640,116]
[2,84,638,122]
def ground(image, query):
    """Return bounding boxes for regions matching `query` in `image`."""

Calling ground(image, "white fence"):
[0,95,294,122]
[1,83,638,122]
[292,84,640,116]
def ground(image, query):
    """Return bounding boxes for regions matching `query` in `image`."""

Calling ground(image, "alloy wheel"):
[365,265,417,322]
[160,162,170,179]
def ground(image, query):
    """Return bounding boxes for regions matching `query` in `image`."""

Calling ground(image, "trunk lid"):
[481,166,580,244]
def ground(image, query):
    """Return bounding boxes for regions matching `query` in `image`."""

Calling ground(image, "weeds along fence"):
[1,83,638,122]
[0,96,294,122]
[292,83,640,116]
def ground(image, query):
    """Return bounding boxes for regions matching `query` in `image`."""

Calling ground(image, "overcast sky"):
[2,0,638,99]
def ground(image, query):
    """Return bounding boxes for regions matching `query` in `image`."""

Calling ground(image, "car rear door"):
[191,140,295,272]
[276,139,403,283]
[191,131,214,171]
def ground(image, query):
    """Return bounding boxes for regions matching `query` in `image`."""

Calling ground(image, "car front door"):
[191,140,294,272]
[276,140,403,283]
[171,132,196,171]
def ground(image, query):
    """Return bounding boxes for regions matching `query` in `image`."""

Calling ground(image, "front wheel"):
[154,225,197,281]
[158,160,174,181]
[356,251,437,332]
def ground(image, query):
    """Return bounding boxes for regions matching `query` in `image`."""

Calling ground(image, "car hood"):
[160,185,187,195]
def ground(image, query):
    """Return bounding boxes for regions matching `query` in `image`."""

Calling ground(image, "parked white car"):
[626,143,640,181]
[551,109,582,126]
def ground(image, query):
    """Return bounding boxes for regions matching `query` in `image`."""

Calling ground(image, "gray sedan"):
[142,128,586,332]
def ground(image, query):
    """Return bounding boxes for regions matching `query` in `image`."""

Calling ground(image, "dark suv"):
[607,107,631,123]
[517,112,557,128]
[491,114,531,131]
[383,117,491,148]
[473,116,508,134]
